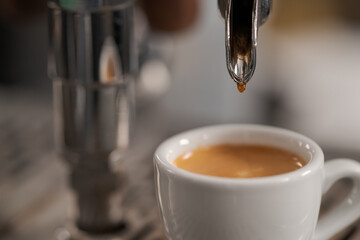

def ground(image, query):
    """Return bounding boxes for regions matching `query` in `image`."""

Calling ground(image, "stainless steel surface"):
[48,2,135,84]
[48,0,135,237]
[52,81,133,157]
[218,0,271,85]
[49,0,134,12]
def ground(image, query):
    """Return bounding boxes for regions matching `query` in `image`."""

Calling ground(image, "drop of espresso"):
[237,83,246,93]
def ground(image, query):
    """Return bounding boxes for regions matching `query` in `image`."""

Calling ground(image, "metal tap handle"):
[218,0,271,86]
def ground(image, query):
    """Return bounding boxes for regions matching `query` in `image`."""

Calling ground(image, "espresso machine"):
[48,0,271,239]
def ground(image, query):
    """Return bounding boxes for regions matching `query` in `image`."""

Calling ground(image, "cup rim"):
[154,124,324,186]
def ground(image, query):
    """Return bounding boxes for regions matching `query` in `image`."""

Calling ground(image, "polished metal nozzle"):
[219,0,271,86]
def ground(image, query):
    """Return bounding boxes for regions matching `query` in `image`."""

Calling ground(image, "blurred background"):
[1,0,360,239]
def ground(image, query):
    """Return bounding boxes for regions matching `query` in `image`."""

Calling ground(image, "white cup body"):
[154,124,325,240]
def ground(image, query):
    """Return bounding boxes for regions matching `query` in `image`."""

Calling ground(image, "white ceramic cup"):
[154,124,360,240]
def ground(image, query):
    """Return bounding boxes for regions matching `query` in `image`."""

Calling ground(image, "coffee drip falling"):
[218,0,271,92]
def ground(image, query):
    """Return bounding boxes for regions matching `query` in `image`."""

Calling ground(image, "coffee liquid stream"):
[230,0,253,93]
[174,144,307,178]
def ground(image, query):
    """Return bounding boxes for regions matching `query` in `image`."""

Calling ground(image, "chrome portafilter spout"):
[48,0,135,238]
[218,0,271,90]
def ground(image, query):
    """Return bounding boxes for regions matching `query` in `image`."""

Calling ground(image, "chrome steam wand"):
[48,0,135,238]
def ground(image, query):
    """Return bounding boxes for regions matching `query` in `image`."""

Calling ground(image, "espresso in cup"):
[174,144,307,178]
[155,125,360,240]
